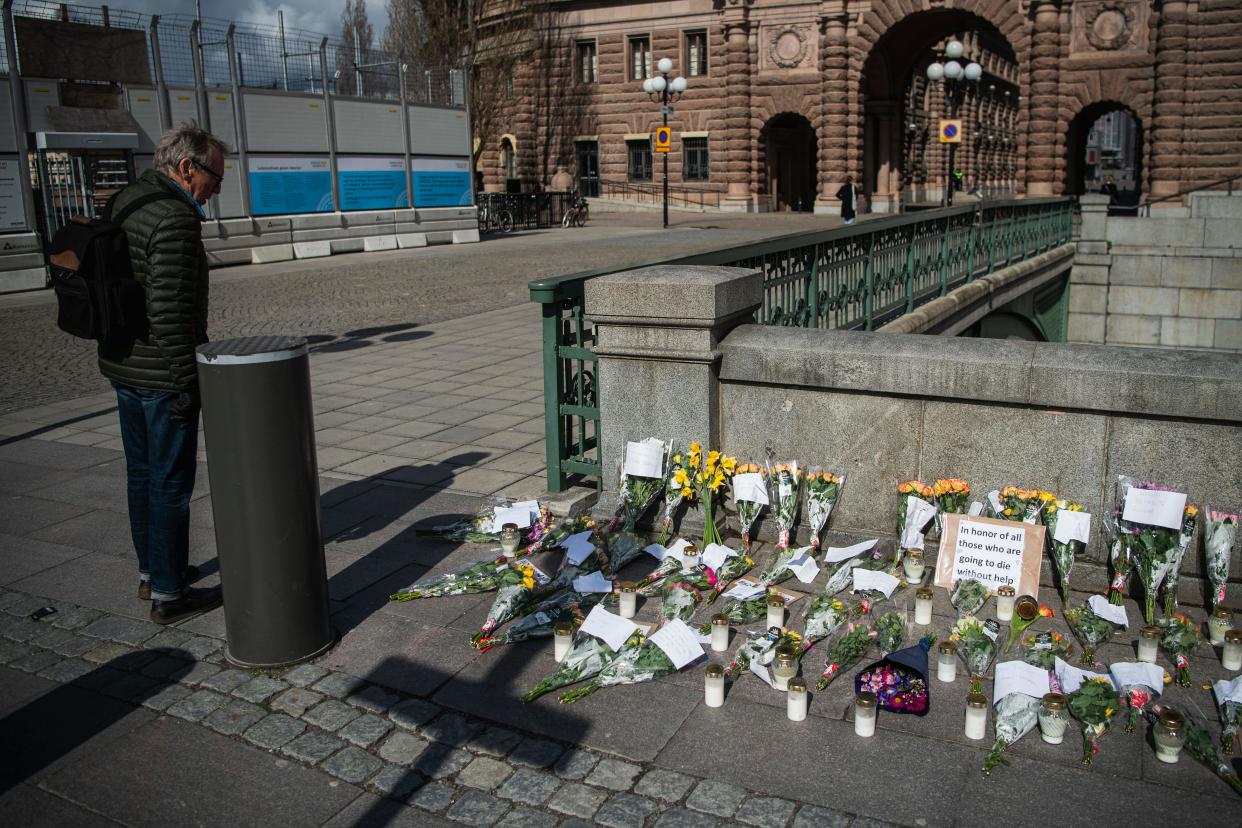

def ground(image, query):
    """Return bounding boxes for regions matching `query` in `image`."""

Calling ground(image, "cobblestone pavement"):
[0,210,835,413]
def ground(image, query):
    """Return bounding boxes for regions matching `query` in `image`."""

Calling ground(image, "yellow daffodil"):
[673,468,689,487]
[721,456,737,475]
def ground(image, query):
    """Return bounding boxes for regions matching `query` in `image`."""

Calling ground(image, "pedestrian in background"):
[836,176,858,225]
[99,125,228,624]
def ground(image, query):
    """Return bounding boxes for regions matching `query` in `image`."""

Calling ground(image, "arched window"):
[499,138,517,181]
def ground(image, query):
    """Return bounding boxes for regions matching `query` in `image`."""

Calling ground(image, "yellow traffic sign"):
[654,126,672,153]
[939,119,962,144]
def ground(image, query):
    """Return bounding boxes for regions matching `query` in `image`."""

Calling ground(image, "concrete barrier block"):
[364,235,398,252]
[452,229,480,244]
[330,237,365,254]
[253,217,292,235]
[342,210,395,227]
[207,218,255,238]
[396,232,427,248]
[1076,241,1109,255]
[0,232,43,254]
[206,247,253,267]
[250,243,294,264]
[0,265,47,293]
[425,231,455,245]
[293,241,332,259]
[1160,317,1216,348]
[290,213,344,231]
[0,251,47,269]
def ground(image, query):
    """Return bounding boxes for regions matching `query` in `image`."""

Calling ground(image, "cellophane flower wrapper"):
[522,632,632,702]
[816,621,875,690]
[1120,682,1158,734]
[855,658,930,716]
[1219,700,1241,755]
[732,462,767,550]
[597,531,647,576]
[657,447,690,546]
[983,693,1042,776]
[1069,677,1120,766]
[895,481,936,568]
[951,578,989,619]
[707,553,755,600]
[1179,714,1242,797]
[1123,484,1185,622]
[756,545,797,588]
[875,611,906,658]
[660,581,706,624]
[933,478,971,534]
[1110,476,1180,606]
[527,513,593,555]
[1064,604,1116,667]
[1101,514,1132,607]
[721,592,770,624]
[559,637,680,704]
[768,462,802,549]
[1021,630,1073,670]
[993,486,1043,523]
[616,468,666,534]
[1160,505,1199,617]
[1005,603,1054,653]
[725,628,802,678]
[1042,500,1086,605]
[804,469,844,550]
[1157,613,1198,687]
[1204,509,1237,611]
[416,498,512,543]
[801,594,852,651]
[392,552,529,601]
[475,590,604,650]
[472,561,548,644]
[636,556,682,596]
[951,616,997,692]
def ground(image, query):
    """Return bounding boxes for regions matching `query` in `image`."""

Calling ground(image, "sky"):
[108,0,388,42]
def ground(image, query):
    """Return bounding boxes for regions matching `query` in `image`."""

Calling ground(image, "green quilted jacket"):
[97,169,209,391]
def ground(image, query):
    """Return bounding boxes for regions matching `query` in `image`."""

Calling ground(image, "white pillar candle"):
[1224,630,1242,671]
[766,597,785,631]
[903,550,925,582]
[710,614,730,652]
[787,678,808,721]
[619,582,637,619]
[553,623,574,663]
[705,664,725,707]
[1138,625,1160,663]
[995,585,1016,622]
[772,647,797,691]
[1038,693,1069,745]
[915,588,934,626]
[854,692,877,737]
[965,694,988,740]
[1208,608,1234,646]
[937,642,958,683]
[681,545,700,572]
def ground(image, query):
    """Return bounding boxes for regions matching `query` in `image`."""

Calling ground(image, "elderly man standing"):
[99,125,227,624]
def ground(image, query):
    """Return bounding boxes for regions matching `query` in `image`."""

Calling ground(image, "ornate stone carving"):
[768,25,811,69]
[1071,0,1148,55]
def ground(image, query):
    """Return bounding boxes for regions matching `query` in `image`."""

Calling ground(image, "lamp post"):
[643,57,688,228]
[925,40,982,207]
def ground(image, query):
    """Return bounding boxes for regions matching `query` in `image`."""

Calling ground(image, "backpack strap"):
[109,191,182,226]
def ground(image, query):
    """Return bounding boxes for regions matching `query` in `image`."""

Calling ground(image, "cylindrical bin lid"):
[197,336,335,668]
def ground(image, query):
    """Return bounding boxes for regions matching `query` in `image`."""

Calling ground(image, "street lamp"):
[926,39,982,207]
[643,57,688,228]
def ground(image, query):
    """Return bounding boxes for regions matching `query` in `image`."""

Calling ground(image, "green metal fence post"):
[805,251,820,328]
[541,300,566,493]
[863,233,876,330]
[936,216,949,299]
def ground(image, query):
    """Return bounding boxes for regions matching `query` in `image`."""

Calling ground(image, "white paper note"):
[987,490,1003,515]
[1122,487,1187,530]
[722,580,766,600]
[1054,656,1115,694]
[1053,510,1092,545]
[572,571,613,594]
[623,440,665,479]
[733,473,769,505]
[560,530,593,549]
[565,539,596,566]
[579,605,640,651]
[901,496,937,549]
[1088,594,1129,628]
[993,660,1052,704]
[1213,676,1242,706]
[644,543,667,561]
[1110,662,1164,693]
[491,505,533,531]
[512,500,540,515]
[969,501,985,516]
[823,538,878,564]
[695,629,713,645]
[648,619,705,670]
[784,549,821,584]
[749,658,776,688]
[853,569,901,598]
[702,543,738,572]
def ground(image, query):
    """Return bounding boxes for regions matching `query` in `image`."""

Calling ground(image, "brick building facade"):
[479,0,1242,213]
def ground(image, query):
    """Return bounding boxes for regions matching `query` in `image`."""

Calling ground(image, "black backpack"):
[48,191,177,343]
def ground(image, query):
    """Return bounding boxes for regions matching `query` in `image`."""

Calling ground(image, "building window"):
[629,35,651,81]
[683,137,709,180]
[685,30,708,77]
[576,40,597,84]
[627,138,652,181]
[500,138,517,181]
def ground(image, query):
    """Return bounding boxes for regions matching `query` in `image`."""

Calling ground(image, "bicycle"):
[561,194,589,228]
[478,198,514,234]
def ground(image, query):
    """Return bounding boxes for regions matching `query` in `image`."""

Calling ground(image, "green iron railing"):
[529,197,1075,492]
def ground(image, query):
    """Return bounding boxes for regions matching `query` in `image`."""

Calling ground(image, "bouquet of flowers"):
[1204,509,1238,611]
[1215,677,1242,755]
[1068,677,1121,765]
[992,486,1043,523]
[473,590,604,651]
[854,637,934,717]
[801,594,853,652]
[1181,714,1242,796]
[522,630,635,702]
[1109,477,1183,607]
[706,552,755,600]
[1117,677,1162,735]
[983,692,1043,777]
[1156,612,1198,687]
[660,579,708,624]
[656,447,690,546]
[951,578,989,619]
[614,439,668,532]
[597,531,648,576]
[1021,630,1073,670]
[720,590,773,625]
[933,478,971,533]
[392,552,531,601]
[471,560,552,646]
[875,611,906,658]
[559,632,683,703]
[950,616,997,693]
[1042,499,1086,604]
[725,628,803,678]
[687,443,737,548]
[769,462,802,549]
[804,469,844,550]
[1160,505,1199,617]
[732,462,768,550]
[1004,597,1053,653]
[1064,603,1117,667]
[636,554,683,597]
[821,553,877,597]
[816,621,875,690]
[896,480,936,569]
[755,545,799,588]
[1102,514,1133,607]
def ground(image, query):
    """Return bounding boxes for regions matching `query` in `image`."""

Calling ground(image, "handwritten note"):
[648,619,704,669]
[572,571,613,594]
[853,569,900,598]
[560,530,593,549]
[1122,487,1187,530]
[1109,662,1164,693]
[733,473,769,505]
[490,506,533,531]
[993,660,1052,704]
[644,543,667,561]
[1053,510,1092,545]
[722,578,766,601]
[624,440,665,479]
[823,538,878,563]
[1088,594,1129,628]
[579,606,640,651]
[702,543,738,572]
[784,549,821,584]
[938,515,1043,596]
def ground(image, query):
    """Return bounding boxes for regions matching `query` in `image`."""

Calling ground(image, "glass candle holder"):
[915,587,934,626]
[1224,629,1242,671]
[772,646,798,691]
[619,581,637,619]
[704,664,725,708]
[787,677,808,721]
[854,692,877,737]
[553,622,574,663]
[903,550,925,582]
[499,523,521,556]
[1153,708,1187,763]
[964,693,988,740]
[1138,625,1161,663]
[1038,693,1069,744]
[1208,607,1234,646]
[995,585,1016,622]
[937,640,958,683]
[710,613,730,652]
[766,596,786,631]
[681,545,701,572]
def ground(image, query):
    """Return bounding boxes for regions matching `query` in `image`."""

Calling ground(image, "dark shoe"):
[150,585,222,625]
[138,564,201,601]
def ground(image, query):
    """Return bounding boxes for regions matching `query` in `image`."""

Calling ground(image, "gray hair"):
[153,124,230,174]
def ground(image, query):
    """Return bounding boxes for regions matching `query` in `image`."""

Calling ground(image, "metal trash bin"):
[196,336,334,667]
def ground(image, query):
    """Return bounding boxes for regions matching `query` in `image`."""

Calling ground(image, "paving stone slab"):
[547,781,609,819]
[199,668,251,694]
[409,781,457,812]
[369,764,428,800]
[655,810,723,828]
[500,807,558,828]
[144,628,192,651]
[313,671,367,698]
[587,758,643,792]
[283,662,330,687]
[36,656,94,683]
[81,640,136,664]
[790,805,854,828]
[378,730,431,766]
[390,697,440,730]
[2,619,41,643]
[446,789,509,827]
[594,792,658,828]
[270,686,324,718]
[339,712,395,747]
[11,649,62,673]
[139,655,193,680]
[203,699,268,736]
[243,713,307,749]
[413,743,473,779]
[49,605,102,630]
[422,712,486,748]
[635,768,696,803]
[138,682,192,711]
[31,626,83,651]
[508,736,564,769]
[233,675,289,703]
[177,660,222,686]
[281,729,346,764]
[736,796,798,828]
[466,725,523,758]
[0,639,29,664]
[347,683,402,713]
[496,767,561,806]
[304,698,363,732]
[552,749,599,781]
[81,616,161,646]
[180,636,222,660]
[166,689,228,722]
[457,755,513,790]
[686,781,749,818]
[321,745,384,784]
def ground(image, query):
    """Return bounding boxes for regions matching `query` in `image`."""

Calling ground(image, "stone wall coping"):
[585,264,762,324]
[719,325,1242,423]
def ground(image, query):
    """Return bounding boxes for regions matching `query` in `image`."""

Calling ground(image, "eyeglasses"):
[192,159,224,186]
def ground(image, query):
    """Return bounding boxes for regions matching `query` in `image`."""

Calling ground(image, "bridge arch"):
[1064,101,1144,200]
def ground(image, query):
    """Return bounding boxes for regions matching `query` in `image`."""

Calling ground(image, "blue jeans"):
[114,384,198,600]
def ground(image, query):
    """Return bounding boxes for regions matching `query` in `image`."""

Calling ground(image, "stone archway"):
[760,113,817,212]
[1065,102,1144,200]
